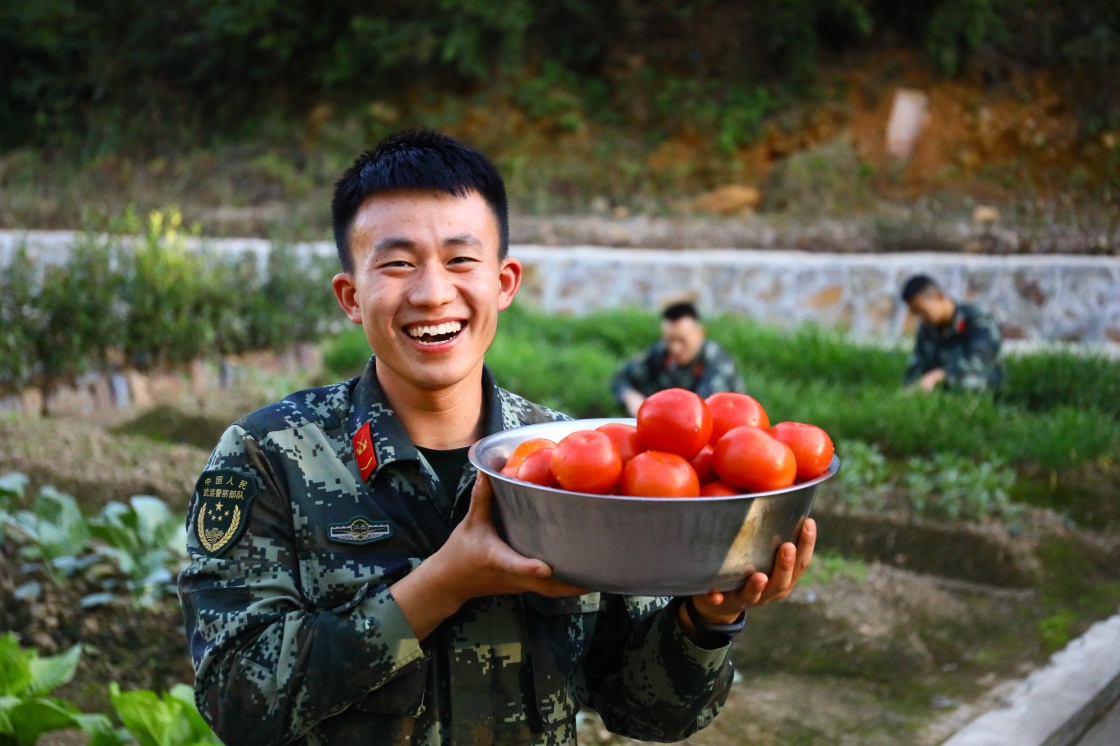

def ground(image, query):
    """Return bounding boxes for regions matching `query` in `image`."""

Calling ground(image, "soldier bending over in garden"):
[901,273,1005,394]
[178,129,816,745]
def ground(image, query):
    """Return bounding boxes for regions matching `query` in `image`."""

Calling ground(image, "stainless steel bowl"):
[468,418,839,596]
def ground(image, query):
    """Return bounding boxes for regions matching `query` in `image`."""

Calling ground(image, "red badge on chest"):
[957,318,967,334]
[353,422,377,482]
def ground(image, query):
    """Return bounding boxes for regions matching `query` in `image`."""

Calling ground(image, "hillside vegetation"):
[2,1,1118,242]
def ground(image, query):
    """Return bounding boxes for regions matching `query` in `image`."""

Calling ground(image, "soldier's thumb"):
[466,473,493,523]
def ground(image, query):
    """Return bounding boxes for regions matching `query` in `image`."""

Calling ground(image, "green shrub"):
[89,496,188,608]
[902,453,1020,522]
[322,326,372,378]
[0,210,343,405]
[119,209,218,369]
[25,232,123,406]
[831,440,892,511]
[762,137,873,217]
[0,634,113,746]
[106,682,221,746]
[0,248,40,391]
[0,635,218,746]
[3,485,93,585]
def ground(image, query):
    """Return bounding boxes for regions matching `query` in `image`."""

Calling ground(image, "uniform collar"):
[347,356,507,482]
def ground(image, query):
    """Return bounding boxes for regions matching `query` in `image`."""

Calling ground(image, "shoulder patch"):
[194,469,258,557]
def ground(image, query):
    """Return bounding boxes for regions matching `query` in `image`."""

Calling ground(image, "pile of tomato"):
[499,389,834,497]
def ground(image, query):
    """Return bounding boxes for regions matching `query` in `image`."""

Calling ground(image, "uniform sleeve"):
[943,312,1003,391]
[177,425,426,745]
[694,343,747,397]
[584,596,734,740]
[903,325,937,386]
[610,346,657,406]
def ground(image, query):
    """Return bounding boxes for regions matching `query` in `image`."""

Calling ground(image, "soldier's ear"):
[497,257,522,311]
[332,273,363,325]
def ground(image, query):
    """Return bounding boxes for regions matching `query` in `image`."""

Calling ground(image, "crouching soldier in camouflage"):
[901,274,1005,394]
[178,129,817,745]
[611,302,747,417]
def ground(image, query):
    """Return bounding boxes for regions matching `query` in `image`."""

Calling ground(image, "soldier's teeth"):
[407,321,463,338]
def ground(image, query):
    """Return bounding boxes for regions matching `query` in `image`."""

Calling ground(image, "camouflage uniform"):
[178,359,734,745]
[903,302,1005,392]
[610,339,746,407]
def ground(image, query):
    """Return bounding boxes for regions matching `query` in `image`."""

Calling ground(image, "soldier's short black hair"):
[331,128,509,272]
[901,274,941,303]
[662,301,701,322]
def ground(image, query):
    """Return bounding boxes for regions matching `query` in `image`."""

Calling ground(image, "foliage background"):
[3,0,1117,155]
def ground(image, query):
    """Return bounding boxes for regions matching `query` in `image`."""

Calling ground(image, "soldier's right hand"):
[389,473,587,641]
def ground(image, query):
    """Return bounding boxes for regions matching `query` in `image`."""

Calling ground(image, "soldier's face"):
[661,317,705,366]
[907,292,954,326]
[331,189,521,394]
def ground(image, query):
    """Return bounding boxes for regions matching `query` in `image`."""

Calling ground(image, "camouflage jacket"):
[610,338,746,406]
[178,359,734,745]
[903,302,1005,392]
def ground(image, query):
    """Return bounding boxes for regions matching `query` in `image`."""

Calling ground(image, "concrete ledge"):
[942,610,1120,746]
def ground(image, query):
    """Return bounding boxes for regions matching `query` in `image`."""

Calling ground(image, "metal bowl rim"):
[468,417,840,502]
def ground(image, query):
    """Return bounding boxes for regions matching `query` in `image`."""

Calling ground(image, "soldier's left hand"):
[688,517,816,625]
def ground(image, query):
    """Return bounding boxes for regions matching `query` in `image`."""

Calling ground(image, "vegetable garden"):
[2,223,1119,744]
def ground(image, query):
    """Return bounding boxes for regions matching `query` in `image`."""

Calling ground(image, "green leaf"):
[130,496,174,544]
[110,683,190,746]
[3,697,81,746]
[0,472,28,501]
[27,644,80,696]
[167,684,218,741]
[76,711,131,746]
[0,634,32,697]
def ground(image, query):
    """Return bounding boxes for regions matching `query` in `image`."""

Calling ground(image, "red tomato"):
[596,422,643,464]
[713,425,797,493]
[550,430,622,494]
[621,451,700,497]
[699,480,740,497]
[516,448,559,488]
[770,422,835,481]
[689,444,716,485]
[504,437,557,474]
[636,388,712,459]
[706,392,770,445]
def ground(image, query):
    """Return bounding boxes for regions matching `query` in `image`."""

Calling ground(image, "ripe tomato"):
[770,422,835,481]
[713,425,796,493]
[636,388,712,459]
[699,480,740,497]
[621,451,700,497]
[516,448,559,488]
[504,437,557,475]
[550,430,622,494]
[689,444,716,484]
[706,392,770,444]
[596,422,643,464]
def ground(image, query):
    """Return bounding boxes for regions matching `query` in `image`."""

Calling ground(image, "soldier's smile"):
[404,319,467,348]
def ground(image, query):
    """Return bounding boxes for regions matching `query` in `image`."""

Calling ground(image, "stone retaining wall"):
[4,230,1119,348]
[514,245,1120,347]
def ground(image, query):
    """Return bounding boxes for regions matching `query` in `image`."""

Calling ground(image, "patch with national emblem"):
[193,468,258,557]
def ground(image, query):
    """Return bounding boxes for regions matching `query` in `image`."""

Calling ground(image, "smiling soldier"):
[178,129,817,745]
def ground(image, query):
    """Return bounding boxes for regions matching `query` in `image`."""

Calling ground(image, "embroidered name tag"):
[329,516,393,545]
